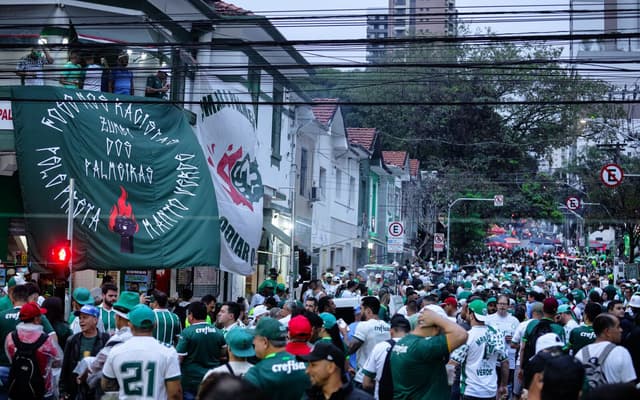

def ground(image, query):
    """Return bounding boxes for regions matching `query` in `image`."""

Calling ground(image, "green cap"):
[73,287,94,305]
[259,280,276,291]
[249,317,287,341]
[558,304,572,314]
[571,289,585,302]
[468,299,490,322]
[225,328,256,358]
[457,291,471,300]
[113,291,140,314]
[276,283,286,292]
[319,312,337,329]
[128,304,155,329]
[463,281,472,289]
[487,297,497,304]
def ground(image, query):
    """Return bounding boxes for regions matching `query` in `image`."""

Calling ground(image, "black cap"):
[298,341,345,369]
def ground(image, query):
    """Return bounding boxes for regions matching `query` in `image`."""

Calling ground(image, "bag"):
[7,331,49,400]
[522,319,553,371]
[377,339,396,400]
[582,343,616,390]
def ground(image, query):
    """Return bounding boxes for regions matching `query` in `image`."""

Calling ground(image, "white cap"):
[628,293,640,308]
[437,283,446,289]
[536,333,563,354]
[375,273,382,279]
[251,305,269,319]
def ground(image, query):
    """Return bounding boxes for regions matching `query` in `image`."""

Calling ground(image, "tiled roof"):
[312,98,339,125]
[409,159,420,177]
[346,128,376,151]
[382,151,408,169]
[208,1,253,16]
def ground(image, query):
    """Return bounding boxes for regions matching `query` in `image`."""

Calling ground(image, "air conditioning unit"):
[310,186,321,202]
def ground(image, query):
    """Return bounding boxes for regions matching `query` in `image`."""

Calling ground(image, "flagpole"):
[65,178,74,320]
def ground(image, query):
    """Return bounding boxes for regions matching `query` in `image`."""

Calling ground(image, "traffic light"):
[48,240,71,278]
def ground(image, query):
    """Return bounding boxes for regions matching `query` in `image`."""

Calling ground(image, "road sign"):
[387,237,403,253]
[434,233,445,252]
[388,221,404,237]
[600,163,624,187]
[493,194,504,207]
[565,196,581,211]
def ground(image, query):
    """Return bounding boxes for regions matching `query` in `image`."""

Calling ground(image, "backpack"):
[378,339,396,400]
[8,331,48,400]
[522,319,553,371]
[581,343,616,390]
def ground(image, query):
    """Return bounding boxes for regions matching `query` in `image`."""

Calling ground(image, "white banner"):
[193,74,263,275]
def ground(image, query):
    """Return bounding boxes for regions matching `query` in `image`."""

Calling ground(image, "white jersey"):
[103,336,181,399]
[353,318,390,383]
[487,313,520,369]
[451,325,508,398]
[563,318,579,339]
[511,319,535,366]
[362,337,398,400]
[575,341,637,385]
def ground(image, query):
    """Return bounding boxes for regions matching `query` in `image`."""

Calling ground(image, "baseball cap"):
[128,304,155,329]
[319,312,337,329]
[557,304,572,314]
[19,302,47,321]
[441,297,457,308]
[249,317,287,341]
[250,305,269,319]
[628,293,640,308]
[113,291,140,319]
[298,341,345,369]
[535,333,563,354]
[225,328,255,358]
[8,276,25,288]
[468,299,490,322]
[486,297,497,304]
[543,297,559,314]
[74,304,100,318]
[375,273,382,279]
[288,315,312,339]
[73,287,94,305]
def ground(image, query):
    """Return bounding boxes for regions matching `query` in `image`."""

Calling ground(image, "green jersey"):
[523,318,566,344]
[243,351,310,400]
[568,325,596,354]
[153,309,181,346]
[99,306,116,335]
[175,322,225,391]
[0,295,12,312]
[0,306,54,366]
[390,333,450,400]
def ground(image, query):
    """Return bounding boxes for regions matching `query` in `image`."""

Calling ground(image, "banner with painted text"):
[193,74,263,275]
[11,86,220,271]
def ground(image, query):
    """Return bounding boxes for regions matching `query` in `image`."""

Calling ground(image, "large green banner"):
[11,86,220,271]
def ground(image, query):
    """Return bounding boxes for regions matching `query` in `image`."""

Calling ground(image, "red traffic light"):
[49,241,71,264]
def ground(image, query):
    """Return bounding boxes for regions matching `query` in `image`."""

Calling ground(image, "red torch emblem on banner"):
[109,186,139,253]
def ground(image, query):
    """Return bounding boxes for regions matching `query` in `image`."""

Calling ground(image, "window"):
[349,177,356,206]
[299,148,308,196]
[271,82,283,166]
[336,169,342,199]
[319,168,327,198]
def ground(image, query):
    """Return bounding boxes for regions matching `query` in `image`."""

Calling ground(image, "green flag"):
[11,86,220,271]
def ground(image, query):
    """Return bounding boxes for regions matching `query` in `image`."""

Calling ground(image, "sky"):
[230,0,572,63]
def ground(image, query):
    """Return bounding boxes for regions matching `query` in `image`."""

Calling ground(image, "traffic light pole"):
[65,179,75,320]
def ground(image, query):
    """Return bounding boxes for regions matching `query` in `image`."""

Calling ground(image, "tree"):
[569,147,640,262]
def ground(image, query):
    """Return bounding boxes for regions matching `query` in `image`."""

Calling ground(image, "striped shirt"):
[99,306,117,335]
[153,308,182,346]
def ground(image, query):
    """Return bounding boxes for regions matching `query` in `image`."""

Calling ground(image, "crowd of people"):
[16,46,170,98]
[0,253,639,399]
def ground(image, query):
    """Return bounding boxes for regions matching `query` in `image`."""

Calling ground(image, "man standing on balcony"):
[16,45,53,86]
